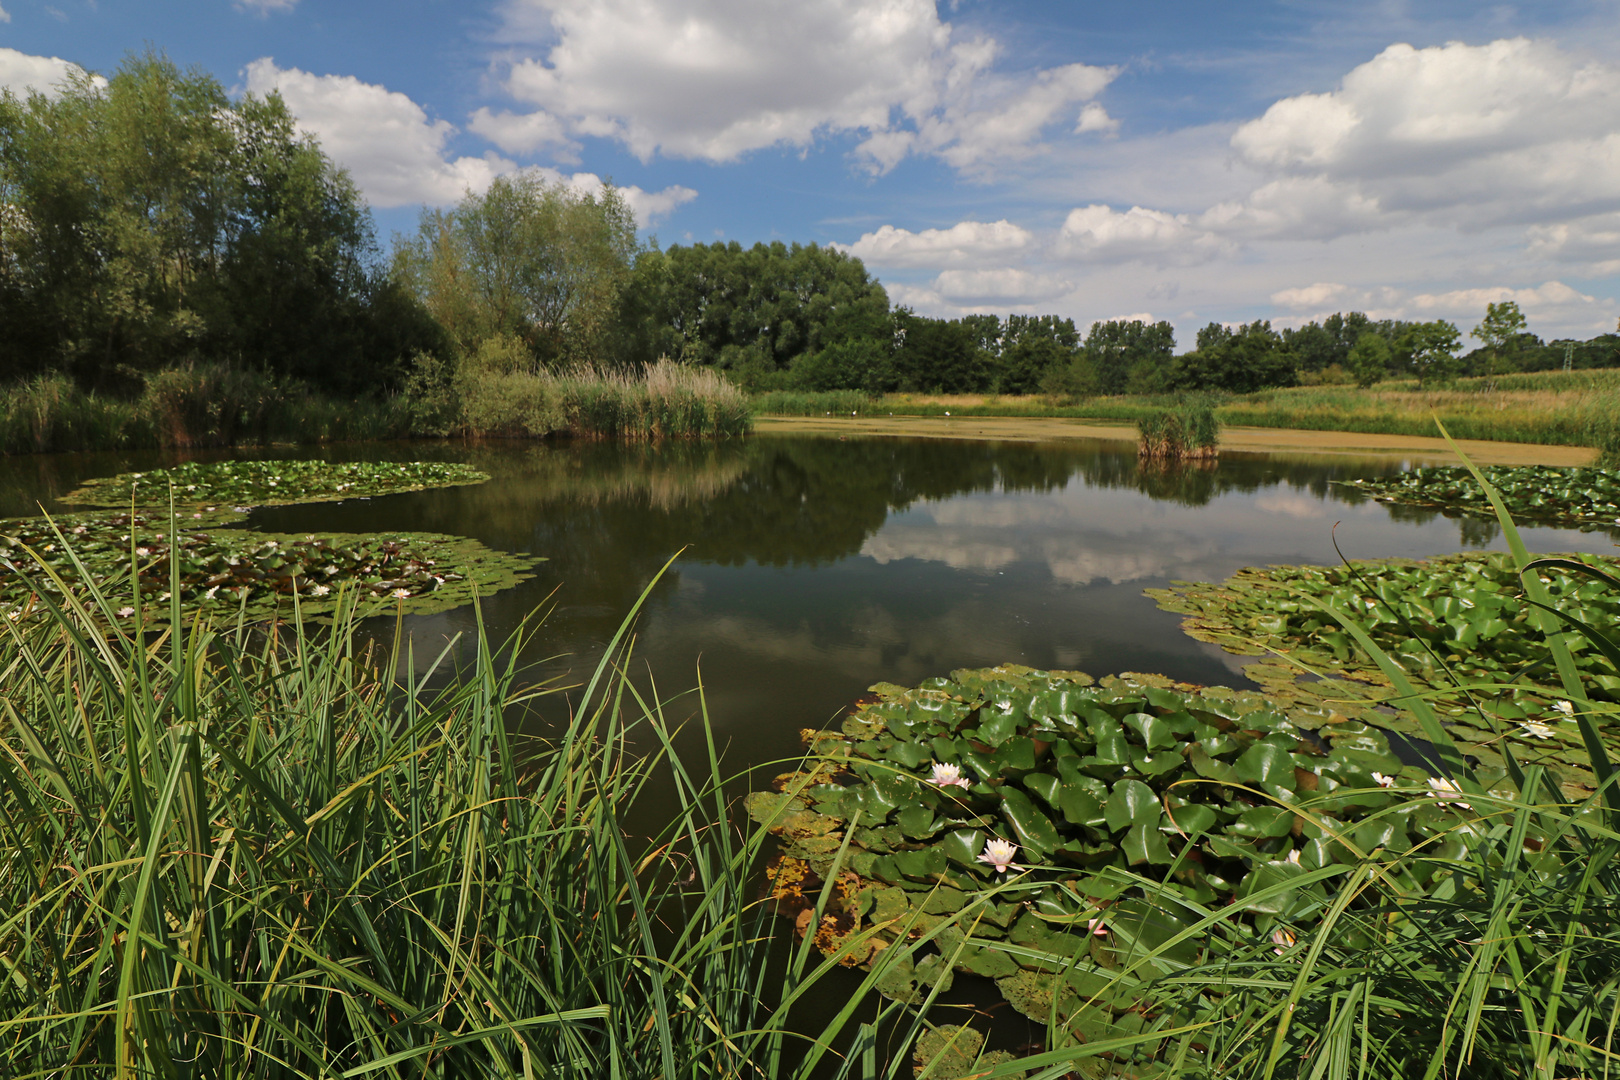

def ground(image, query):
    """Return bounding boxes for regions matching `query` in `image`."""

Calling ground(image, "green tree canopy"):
[0,51,418,394]
[1082,319,1176,395]
[1175,320,1296,393]
[620,240,890,382]
[1396,320,1463,387]
[394,173,637,368]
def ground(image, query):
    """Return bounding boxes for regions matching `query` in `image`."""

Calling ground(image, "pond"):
[4,433,1615,785]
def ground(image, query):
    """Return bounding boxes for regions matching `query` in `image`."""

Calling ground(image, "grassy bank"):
[755,369,1620,450]
[1,361,750,456]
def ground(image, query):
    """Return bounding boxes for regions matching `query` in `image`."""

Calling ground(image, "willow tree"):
[394,174,638,368]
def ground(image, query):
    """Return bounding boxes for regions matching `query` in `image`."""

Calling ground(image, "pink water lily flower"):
[1086,918,1108,937]
[977,837,1019,874]
[929,762,971,789]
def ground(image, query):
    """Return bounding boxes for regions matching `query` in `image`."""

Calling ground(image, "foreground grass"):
[756,369,1620,450]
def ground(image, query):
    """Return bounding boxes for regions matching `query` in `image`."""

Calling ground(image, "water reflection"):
[3,436,1614,778]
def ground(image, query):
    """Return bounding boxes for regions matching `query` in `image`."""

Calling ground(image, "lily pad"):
[61,458,489,512]
[1337,465,1620,533]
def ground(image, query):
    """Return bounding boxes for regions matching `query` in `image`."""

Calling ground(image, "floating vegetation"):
[1147,552,1620,796]
[0,510,538,623]
[748,664,1486,1043]
[1136,402,1219,460]
[61,458,490,512]
[1338,464,1620,531]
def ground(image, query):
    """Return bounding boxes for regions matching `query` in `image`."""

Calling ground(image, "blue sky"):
[4,0,1620,345]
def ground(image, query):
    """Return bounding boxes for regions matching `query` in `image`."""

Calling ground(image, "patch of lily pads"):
[1146,552,1620,797]
[61,459,489,512]
[1337,465,1620,532]
[2,459,537,624]
[747,664,1503,1052]
[0,510,537,624]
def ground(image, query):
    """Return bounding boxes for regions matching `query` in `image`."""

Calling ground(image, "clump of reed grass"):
[1137,401,1220,459]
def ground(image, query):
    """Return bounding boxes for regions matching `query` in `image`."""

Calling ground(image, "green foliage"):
[1136,401,1219,459]
[1339,464,1620,530]
[1148,551,1620,796]
[61,458,490,511]
[1084,318,1177,395]
[1345,332,1392,388]
[0,511,536,622]
[0,52,429,396]
[621,239,891,379]
[4,460,536,623]
[0,367,417,455]
[1395,319,1463,387]
[750,664,1501,1057]
[394,173,637,368]
[790,337,891,392]
[1176,321,1298,393]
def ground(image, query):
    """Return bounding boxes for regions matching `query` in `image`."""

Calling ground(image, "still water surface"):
[5,434,1617,780]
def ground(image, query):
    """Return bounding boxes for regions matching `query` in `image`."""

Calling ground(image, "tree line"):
[4,54,1618,402]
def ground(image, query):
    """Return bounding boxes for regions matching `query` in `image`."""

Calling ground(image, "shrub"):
[1137,400,1220,459]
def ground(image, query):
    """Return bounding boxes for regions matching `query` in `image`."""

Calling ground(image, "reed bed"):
[455,359,750,440]
[1137,402,1220,459]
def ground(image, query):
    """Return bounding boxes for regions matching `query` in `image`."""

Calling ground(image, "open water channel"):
[4,433,1616,781]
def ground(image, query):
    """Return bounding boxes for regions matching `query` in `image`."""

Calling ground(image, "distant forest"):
[4,54,1617,401]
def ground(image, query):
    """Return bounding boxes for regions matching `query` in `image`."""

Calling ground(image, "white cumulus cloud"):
[1055,204,1227,264]
[236,0,298,13]
[468,106,580,161]
[933,267,1070,303]
[1271,283,1352,310]
[242,58,516,207]
[1223,37,1620,236]
[0,46,101,98]
[838,220,1033,268]
[492,0,1115,175]
[0,4,10,23]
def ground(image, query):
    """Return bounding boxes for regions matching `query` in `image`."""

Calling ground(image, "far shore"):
[755,413,1600,467]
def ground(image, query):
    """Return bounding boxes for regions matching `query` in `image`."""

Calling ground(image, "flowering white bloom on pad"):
[977,837,1019,874]
[1284,848,1301,865]
[71,525,87,535]
[929,762,972,789]
[135,547,150,557]
[1371,772,1397,788]
[1427,777,1472,809]
[391,588,412,599]
[1518,721,1557,740]
[204,586,220,600]
[309,584,331,597]
[1553,700,1575,719]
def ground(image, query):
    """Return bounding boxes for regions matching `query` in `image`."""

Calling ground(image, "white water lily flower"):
[135,547,150,557]
[929,762,972,789]
[185,485,196,491]
[1284,849,1301,865]
[1518,721,1557,740]
[158,592,170,602]
[1553,700,1575,719]
[309,584,330,597]
[391,588,411,599]
[1427,777,1472,809]
[323,565,339,575]
[977,837,1019,874]
[1371,772,1397,788]
[116,606,135,618]
[71,525,87,535]
[204,585,220,600]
